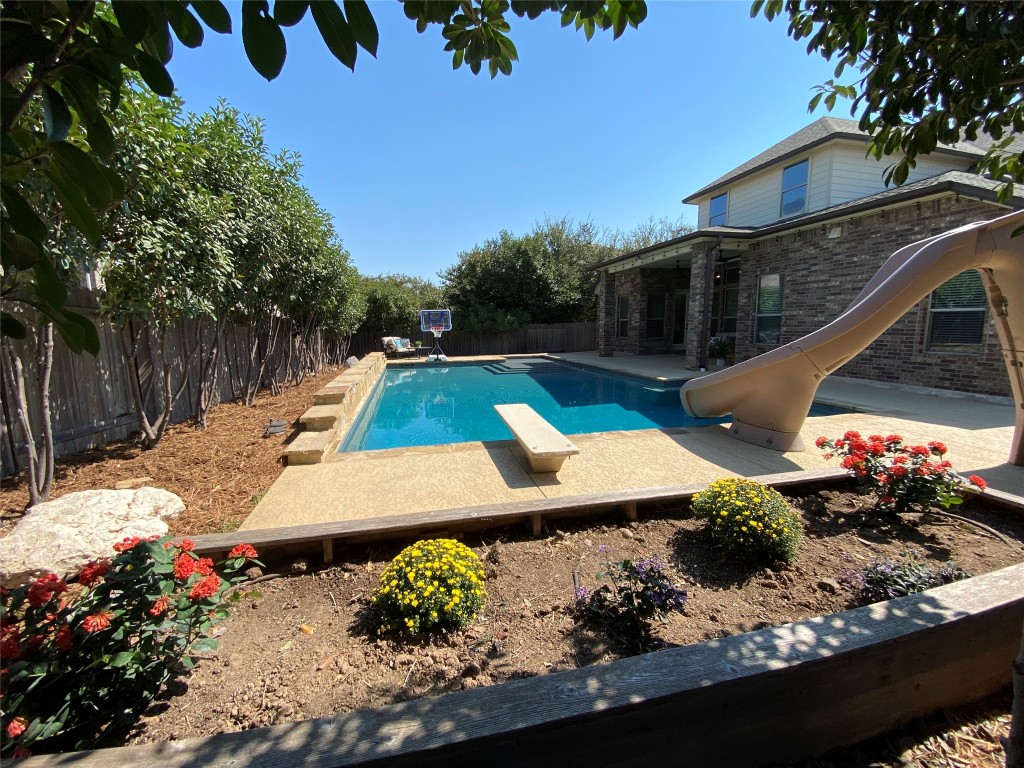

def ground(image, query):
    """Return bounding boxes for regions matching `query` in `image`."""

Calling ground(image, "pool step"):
[482,362,567,375]
[283,429,337,465]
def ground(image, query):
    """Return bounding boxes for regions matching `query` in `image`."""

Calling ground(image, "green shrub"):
[0,537,260,758]
[691,478,803,563]
[371,539,487,635]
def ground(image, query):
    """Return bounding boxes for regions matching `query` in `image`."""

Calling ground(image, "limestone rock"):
[113,476,153,490]
[0,487,184,587]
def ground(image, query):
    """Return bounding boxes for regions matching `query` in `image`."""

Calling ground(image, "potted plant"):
[708,336,733,368]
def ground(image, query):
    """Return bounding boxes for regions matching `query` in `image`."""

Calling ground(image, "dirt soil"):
[3,371,1021,766]
[122,490,1024,767]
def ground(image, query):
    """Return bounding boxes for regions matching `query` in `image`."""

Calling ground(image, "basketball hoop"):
[430,324,444,339]
[419,309,452,362]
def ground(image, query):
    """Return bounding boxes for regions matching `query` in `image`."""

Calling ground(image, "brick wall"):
[597,270,690,355]
[741,195,1011,397]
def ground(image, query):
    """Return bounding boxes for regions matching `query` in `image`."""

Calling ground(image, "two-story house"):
[593,116,1024,397]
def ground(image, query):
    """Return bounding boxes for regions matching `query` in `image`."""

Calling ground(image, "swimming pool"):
[339,359,847,453]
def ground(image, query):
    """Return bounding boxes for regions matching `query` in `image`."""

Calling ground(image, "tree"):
[603,214,694,254]
[358,275,443,336]
[441,218,613,331]
[2,0,647,350]
[755,1,1024,200]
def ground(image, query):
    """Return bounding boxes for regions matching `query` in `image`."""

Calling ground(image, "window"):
[709,193,727,227]
[755,273,784,345]
[780,159,809,218]
[646,294,666,337]
[710,261,740,336]
[617,295,629,338]
[927,270,987,352]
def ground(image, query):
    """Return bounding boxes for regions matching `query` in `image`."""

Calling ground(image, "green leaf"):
[243,1,288,80]
[43,305,87,352]
[1,185,48,242]
[106,651,137,668]
[42,85,73,142]
[112,0,152,43]
[274,0,309,26]
[1,133,21,155]
[310,0,357,70]
[166,4,206,48]
[61,309,100,356]
[46,167,102,242]
[32,255,69,309]
[191,0,233,33]
[1,312,26,340]
[50,141,114,208]
[191,637,219,653]
[343,0,378,56]
[1,232,39,270]
[134,51,175,96]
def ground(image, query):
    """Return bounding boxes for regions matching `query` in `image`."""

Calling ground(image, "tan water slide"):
[680,208,1024,465]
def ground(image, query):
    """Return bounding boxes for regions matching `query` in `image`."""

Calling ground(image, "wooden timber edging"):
[188,468,858,562]
[20,561,1024,768]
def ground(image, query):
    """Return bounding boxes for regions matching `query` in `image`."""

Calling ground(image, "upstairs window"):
[709,193,727,227]
[617,295,629,338]
[646,294,666,337]
[780,159,809,218]
[755,273,784,345]
[927,270,987,352]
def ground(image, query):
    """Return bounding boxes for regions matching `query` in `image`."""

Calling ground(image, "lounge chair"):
[382,336,417,359]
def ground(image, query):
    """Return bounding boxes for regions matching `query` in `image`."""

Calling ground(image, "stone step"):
[283,429,337,465]
[314,384,350,405]
[299,404,342,431]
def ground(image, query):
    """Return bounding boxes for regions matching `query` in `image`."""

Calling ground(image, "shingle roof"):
[682,116,990,203]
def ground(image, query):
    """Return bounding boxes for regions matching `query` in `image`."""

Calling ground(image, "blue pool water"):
[339,359,847,453]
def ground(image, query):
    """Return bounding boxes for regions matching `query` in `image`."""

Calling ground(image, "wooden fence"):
[1,316,596,477]
[348,322,596,358]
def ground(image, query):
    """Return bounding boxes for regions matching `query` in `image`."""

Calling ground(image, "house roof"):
[682,117,990,203]
[596,170,1022,271]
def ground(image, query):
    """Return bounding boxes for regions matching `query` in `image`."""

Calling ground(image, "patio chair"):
[382,336,417,359]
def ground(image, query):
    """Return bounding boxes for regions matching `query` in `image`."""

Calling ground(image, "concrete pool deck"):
[239,353,1022,531]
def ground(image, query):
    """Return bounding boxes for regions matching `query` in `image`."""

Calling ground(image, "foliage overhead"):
[754,1,1024,199]
[1,0,646,351]
[357,274,443,335]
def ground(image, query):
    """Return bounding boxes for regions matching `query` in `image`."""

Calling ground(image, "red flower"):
[27,574,67,607]
[228,543,258,559]
[849,438,869,453]
[188,574,220,601]
[867,434,883,443]
[79,559,110,587]
[885,434,903,443]
[927,441,948,455]
[875,473,889,485]
[893,455,909,465]
[889,465,908,477]
[82,611,114,633]
[867,441,886,456]
[879,495,894,505]
[909,445,931,457]
[967,475,988,489]
[148,595,171,617]
[113,536,143,553]
[195,558,214,576]
[843,430,861,441]
[173,554,197,580]
[5,717,28,738]
[53,625,73,651]
[1,626,20,659]
[165,538,195,551]
[814,436,829,448]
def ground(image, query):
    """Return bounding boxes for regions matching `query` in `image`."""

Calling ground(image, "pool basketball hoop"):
[419,309,452,362]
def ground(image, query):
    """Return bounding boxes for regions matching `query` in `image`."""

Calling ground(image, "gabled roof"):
[596,170,1022,272]
[682,116,989,204]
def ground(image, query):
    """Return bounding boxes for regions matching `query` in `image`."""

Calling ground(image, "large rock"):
[0,487,184,587]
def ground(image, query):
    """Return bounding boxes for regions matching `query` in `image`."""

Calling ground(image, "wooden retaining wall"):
[20,562,1024,767]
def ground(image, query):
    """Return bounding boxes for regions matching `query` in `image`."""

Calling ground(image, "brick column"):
[596,270,616,356]
[686,243,712,370]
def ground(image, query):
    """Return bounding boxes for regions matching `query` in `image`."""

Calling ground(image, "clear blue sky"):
[166,2,843,282]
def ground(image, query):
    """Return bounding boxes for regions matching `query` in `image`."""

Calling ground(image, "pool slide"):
[680,208,1024,465]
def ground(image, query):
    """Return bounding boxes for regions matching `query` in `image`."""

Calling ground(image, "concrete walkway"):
[240,354,1022,530]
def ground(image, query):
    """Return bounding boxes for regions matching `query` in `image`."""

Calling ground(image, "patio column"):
[686,243,712,370]
[597,270,616,356]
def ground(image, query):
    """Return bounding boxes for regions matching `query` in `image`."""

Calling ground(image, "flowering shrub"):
[816,431,987,516]
[574,550,687,654]
[691,478,803,564]
[0,537,260,758]
[839,549,970,603]
[371,539,487,636]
